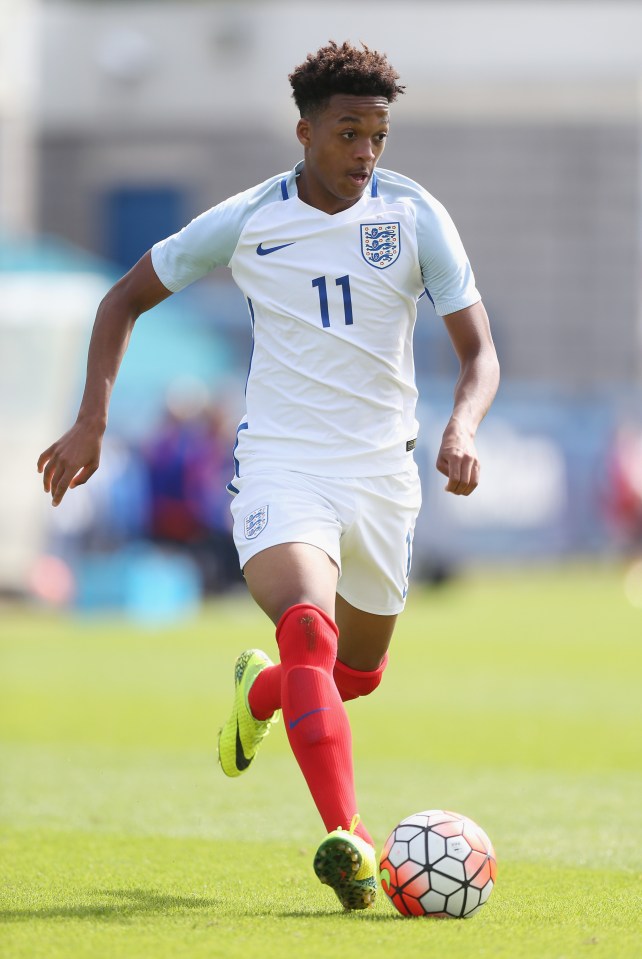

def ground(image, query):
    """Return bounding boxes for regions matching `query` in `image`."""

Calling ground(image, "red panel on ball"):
[462,823,487,853]
[470,861,492,889]
[401,892,426,916]
[396,859,424,886]
[403,872,430,897]
[392,892,411,916]
[464,850,487,880]
[432,820,464,838]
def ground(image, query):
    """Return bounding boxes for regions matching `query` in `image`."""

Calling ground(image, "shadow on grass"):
[0,888,218,923]
[236,903,405,922]
[261,910,404,922]
[1,889,407,925]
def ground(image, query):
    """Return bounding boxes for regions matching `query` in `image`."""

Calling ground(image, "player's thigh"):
[335,593,397,670]
[337,467,422,617]
[230,470,342,624]
[244,542,339,625]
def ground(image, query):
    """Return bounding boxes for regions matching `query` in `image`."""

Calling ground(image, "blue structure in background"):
[412,382,639,574]
[103,186,185,272]
[73,545,202,625]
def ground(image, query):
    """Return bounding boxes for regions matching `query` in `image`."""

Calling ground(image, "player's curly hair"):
[289,40,405,118]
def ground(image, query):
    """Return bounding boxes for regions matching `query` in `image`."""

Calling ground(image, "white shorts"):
[228,466,422,615]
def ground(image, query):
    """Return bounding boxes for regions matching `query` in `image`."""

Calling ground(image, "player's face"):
[296,94,390,214]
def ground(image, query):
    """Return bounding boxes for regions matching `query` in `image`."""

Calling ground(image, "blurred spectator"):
[49,436,149,554]
[143,383,242,593]
[603,423,642,554]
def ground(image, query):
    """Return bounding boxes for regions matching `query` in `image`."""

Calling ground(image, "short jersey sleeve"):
[414,192,480,317]
[151,174,286,293]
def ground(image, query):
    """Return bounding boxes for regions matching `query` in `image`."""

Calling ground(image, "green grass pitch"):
[1,564,641,959]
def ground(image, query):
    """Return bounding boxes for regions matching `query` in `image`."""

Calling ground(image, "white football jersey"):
[151,162,480,479]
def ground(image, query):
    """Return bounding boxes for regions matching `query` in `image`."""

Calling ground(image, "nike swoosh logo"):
[288,707,330,730]
[256,241,296,256]
[235,722,252,771]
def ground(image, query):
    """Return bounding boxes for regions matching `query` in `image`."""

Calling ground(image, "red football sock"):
[274,603,373,847]
[333,653,389,702]
[247,663,281,720]
[248,652,389,716]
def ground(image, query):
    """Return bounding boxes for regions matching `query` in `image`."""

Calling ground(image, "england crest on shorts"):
[244,505,269,540]
[360,221,401,270]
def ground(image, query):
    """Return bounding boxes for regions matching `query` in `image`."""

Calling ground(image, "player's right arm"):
[37,173,285,506]
[37,252,172,507]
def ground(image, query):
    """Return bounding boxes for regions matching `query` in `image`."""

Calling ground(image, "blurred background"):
[2,0,642,619]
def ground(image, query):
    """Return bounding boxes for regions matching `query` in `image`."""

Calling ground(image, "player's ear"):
[296,117,311,149]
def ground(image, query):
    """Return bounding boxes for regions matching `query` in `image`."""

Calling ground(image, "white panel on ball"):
[446,836,472,861]
[433,856,465,881]
[408,834,427,865]
[447,888,465,916]
[430,872,461,896]
[428,832,446,863]
[420,891,446,913]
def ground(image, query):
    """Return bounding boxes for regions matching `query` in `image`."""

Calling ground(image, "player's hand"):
[436,423,480,496]
[37,422,104,507]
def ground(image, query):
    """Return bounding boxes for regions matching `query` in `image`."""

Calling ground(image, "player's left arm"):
[437,300,500,496]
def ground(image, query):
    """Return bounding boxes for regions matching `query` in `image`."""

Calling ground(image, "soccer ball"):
[379,809,497,918]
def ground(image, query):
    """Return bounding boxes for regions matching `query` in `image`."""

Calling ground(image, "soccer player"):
[37,41,500,910]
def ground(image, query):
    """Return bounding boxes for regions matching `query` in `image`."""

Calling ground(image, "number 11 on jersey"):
[312,275,354,328]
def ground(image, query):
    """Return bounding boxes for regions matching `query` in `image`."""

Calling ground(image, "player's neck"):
[296,169,364,216]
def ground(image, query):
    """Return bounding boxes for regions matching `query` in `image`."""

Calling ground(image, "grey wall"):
[31,0,642,388]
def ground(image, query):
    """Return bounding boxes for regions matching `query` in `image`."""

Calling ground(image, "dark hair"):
[289,40,405,118]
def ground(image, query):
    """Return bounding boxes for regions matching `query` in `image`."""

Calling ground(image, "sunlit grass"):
[1,564,641,958]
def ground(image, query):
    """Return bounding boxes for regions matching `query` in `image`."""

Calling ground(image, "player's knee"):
[276,603,339,668]
[333,652,388,701]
